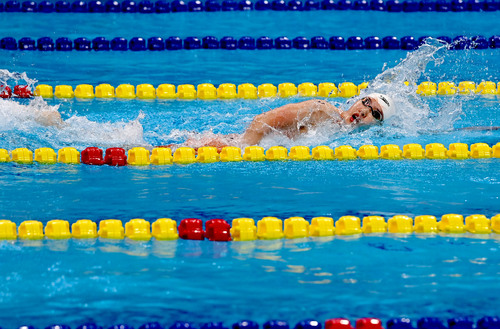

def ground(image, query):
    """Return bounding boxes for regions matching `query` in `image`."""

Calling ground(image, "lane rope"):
[0,80,496,99]
[0,0,498,13]
[2,213,500,240]
[1,35,499,51]
[1,143,500,166]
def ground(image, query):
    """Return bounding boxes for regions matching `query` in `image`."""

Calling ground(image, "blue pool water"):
[1,236,500,327]
[1,6,500,329]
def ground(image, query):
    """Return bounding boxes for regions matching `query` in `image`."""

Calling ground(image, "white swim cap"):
[367,93,396,120]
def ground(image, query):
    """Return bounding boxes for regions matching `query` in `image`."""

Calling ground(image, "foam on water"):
[0,70,149,149]
[0,98,149,149]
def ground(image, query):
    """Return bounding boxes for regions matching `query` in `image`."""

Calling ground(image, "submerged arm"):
[36,110,65,127]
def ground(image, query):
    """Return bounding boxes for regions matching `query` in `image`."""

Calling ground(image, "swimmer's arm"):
[36,111,65,127]
[241,100,341,145]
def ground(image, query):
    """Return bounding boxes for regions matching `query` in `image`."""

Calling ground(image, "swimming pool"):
[1,4,500,329]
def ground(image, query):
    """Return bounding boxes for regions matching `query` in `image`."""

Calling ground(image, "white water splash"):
[0,99,148,150]
[0,68,149,149]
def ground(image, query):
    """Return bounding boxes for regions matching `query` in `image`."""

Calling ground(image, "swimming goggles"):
[362,97,384,122]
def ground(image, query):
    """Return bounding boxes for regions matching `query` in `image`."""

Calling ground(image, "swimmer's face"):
[341,96,384,126]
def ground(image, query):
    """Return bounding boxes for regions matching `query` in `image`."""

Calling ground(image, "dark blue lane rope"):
[1,35,499,51]
[0,0,498,13]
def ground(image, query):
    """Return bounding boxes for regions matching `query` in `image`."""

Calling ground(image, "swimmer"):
[178,93,396,150]
[30,93,396,147]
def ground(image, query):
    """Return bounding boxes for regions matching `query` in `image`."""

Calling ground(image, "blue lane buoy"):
[329,36,346,49]
[139,0,154,12]
[275,36,292,49]
[239,0,253,9]
[148,37,165,50]
[139,323,163,329]
[470,35,489,49]
[294,321,321,329]
[166,36,182,50]
[171,0,187,11]
[92,37,110,50]
[403,0,419,11]
[255,0,271,9]
[221,36,237,49]
[346,36,364,49]
[38,1,54,12]
[111,37,127,50]
[400,35,419,50]
[451,35,470,50]
[238,36,255,49]
[202,36,219,49]
[353,0,370,9]
[21,1,37,12]
[121,0,138,12]
[489,35,500,48]
[222,0,238,10]
[55,0,71,12]
[188,0,203,11]
[1,37,17,50]
[448,318,474,329]
[451,0,466,11]
[169,322,196,329]
[419,0,436,11]
[45,325,71,329]
[105,0,120,11]
[5,0,21,12]
[37,37,54,51]
[337,0,353,9]
[184,36,201,49]
[129,37,146,51]
[477,317,500,329]
[365,36,382,49]
[205,0,221,10]
[417,318,446,329]
[387,0,402,11]
[304,0,320,9]
[272,0,287,10]
[74,37,91,50]
[89,0,105,12]
[77,323,103,329]
[72,0,88,12]
[263,321,289,329]
[483,0,497,11]
[466,0,481,11]
[19,37,36,50]
[108,325,133,329]
[257,36,273,49]
[436,0,450,11]
[370,0,386,10]
[201,323,227,329]
[311,36,328,49]
[383,36,400,49]
[233,321,258,329]
[293,36,310,49]
[387,319,413,329]
[288,0,304,10]
[56,37,72,51]
[321,0,336,9]
[155,0,170,12]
